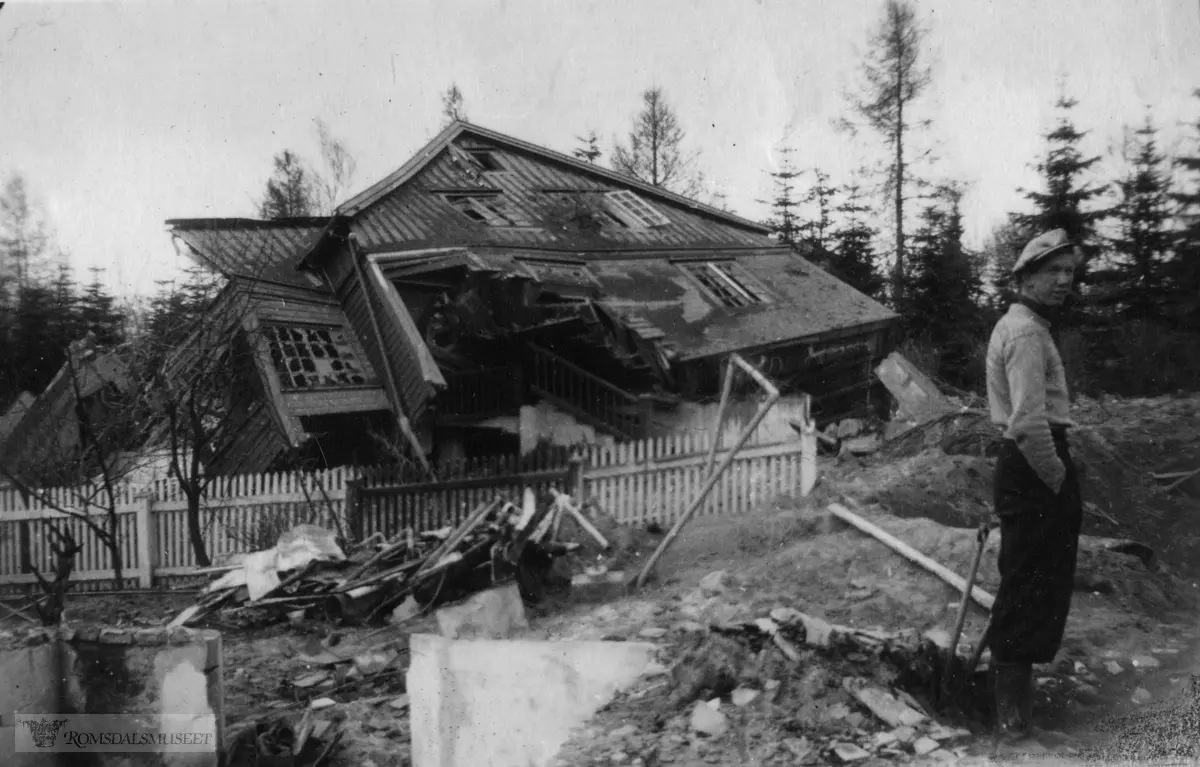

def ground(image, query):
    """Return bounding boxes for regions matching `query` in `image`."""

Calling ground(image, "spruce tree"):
[761,147,803,248]
[903,185,985,387]
[9,282,65,395]
[258,150,317,219]
[1104,116,1173,321]
[828,181,884,298]
[79,267,126,347]
[1014,94,1109,273]
[798,168,836,253]
[980,217,1036,311]
[1166,90,1200,328]
[572,132,603,164]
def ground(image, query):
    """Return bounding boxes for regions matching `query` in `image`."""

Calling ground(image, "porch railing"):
[526,343,650,440]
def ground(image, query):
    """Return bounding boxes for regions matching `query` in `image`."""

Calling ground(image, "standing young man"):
[984,229,1085,735]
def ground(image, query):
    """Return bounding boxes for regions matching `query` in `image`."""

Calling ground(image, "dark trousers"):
[990,430,1083,664]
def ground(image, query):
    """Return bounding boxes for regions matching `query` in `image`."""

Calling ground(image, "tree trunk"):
[186,486,211,567]
[108,510,123,587]
[893,71,906,303]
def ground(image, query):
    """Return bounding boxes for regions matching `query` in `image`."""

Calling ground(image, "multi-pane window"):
[604,190,671,228]
[445,193,531,227]
[264,325,375,390]
[679,261,770,308]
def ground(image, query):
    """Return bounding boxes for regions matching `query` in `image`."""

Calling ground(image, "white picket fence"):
[0,433,810,591]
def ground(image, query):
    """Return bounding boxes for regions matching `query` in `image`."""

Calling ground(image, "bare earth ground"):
[3,393,1198,766]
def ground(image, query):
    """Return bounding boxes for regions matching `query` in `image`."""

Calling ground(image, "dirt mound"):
[843,450,995,530]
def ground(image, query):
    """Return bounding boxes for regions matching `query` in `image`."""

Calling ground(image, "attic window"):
[679,261,771,309]
[466,150,504,171]
[264,324,375,390]
[604,190,671,229]
[444,193,531,227]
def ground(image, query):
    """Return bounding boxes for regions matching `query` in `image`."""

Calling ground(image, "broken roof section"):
[168,217,331,290]
[392,246,898,361]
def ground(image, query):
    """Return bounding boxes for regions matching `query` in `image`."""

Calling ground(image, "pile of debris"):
[172,489,606,629]
[554,602,989,767]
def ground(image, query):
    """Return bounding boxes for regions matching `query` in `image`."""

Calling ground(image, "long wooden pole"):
[828,503,995,610]
[636,355,780,589]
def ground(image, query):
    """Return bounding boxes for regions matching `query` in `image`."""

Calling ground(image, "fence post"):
[345,479,362,542]
[136,493,156,588]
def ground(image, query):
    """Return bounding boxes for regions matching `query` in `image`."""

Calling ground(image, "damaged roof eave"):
[671,315,902,364]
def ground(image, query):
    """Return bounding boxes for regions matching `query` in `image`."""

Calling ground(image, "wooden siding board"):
[282,388,390,416]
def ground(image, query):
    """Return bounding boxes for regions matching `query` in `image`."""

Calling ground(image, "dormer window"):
[677,260,771,308]
[444,192,531,227]
[604,190,671,229]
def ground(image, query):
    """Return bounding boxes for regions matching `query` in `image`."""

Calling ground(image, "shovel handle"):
[940,523,990,700]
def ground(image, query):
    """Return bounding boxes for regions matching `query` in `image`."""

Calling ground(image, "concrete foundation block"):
[409,633,657,767]
[0,625,224,766]
[435,581,529,639]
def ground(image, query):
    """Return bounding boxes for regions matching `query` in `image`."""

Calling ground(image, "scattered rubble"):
[172,492,593,629]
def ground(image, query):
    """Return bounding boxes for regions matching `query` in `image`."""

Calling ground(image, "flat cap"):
[1012,229,1077,275]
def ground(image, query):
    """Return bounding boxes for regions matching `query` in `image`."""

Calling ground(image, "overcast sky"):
[1,0,1197,299]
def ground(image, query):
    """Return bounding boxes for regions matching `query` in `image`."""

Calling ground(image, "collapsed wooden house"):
[166,121,899,473]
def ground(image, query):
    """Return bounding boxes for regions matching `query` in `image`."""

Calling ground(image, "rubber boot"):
[992,661,1032,735]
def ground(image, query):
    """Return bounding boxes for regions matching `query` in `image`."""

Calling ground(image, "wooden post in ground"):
[798,394,817,496]
[345,480,363,542]
[136,493,157,588]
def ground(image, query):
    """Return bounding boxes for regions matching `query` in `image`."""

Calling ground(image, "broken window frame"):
[549,191,630,230]
[465,149,505,172]
[515,257,600,291]
[262,323,377,391]
[604,190,671,229]
[443,192,533,228]
[676,260,772,309]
